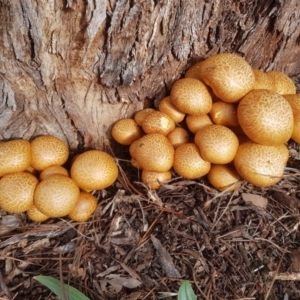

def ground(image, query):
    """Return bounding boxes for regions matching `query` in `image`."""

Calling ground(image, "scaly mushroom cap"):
[283,94,300,143]
[252,69,275,91]
[27,205,50,222]
[0,139,31,177]
[234,141,287,187]
[267,70,296,94]
[111,118,143,145]
[34,174,80,218]
[186,114,213,134]
[237,89,294,145]
[170,78,212,115]
[70,150,118,191]
[209,101,239,127]
[173,143,211,179]
[141,170,172,190]
[68,191,98,222]
[184,61,203,80]
[39,165,69,181]
[134,133,174,172]
[194,125,239,164]
[0,172,39,213]
[198,53,255,103]
[30,135,69,171]
[158,96,186,123]
[167,127,190,149]
[134,108,156,126]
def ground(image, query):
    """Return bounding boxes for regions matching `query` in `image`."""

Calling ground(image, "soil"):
[0,142,300,300]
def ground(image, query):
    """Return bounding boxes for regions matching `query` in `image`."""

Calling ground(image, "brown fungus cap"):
[142,111,175,136]
[141,170,172,190]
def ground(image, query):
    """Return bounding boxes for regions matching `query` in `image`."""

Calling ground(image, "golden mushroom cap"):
[194,124,239,164]
[0,172,39,213]
[39,165,69,181]
[170,78,212,115]
[142,111,176,136]
[207,164,241,192]
[27,205,50,222]
[186,114,213,134]
[30,135,69,171]
[198,53,255,103]
[184,61,203,80]
[111,118,143,145]
[34,174,80,218]
[237,89,294,145]
[267,70,296,95]
[158,96,186,123]
[167,127,190,149]
[70,150,118,191]
[141,170,172,190]
[68,191,98,222]
[0,139,31,177]
[134,108,156,126]
[173,143,211,179]
[252,69,275,91]
[134,133,174,172]
[234,141,287,187]
[209,101,239,127]
[283,94,300,143]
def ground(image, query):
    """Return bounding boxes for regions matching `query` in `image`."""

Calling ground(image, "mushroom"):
[167,127,190,148]
[267,70,296,95]
[252,69,275,91]
[111,118,143,145]
[0,139,31,177]
[39,165,69,181]
[184,61,203,80]
[27,205,50,222]
[234,141,288,187]
[186,114,213,134]
[30,135,69,171]
[134,108,156,126]
[34,174,80,218]
[142,111,175,136]
[158,96,186,123]
[0,172,39,213]
[207,164,241,192]
[237,89,294,145]
[209,101,239,127]
[194,124,239,164]
[70,150,118,191]
[68,191,98,222]
[170,78,212,115]
[173,143,211,179]
[283,94,300,143]
[141,170,172,190]
[134,133,174,172]
[198,53,255,103]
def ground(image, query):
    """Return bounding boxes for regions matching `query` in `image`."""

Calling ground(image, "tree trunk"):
[1,0,300,149]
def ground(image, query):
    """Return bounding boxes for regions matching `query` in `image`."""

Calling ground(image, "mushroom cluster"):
[112,53,299,191]
[0,136,118,222]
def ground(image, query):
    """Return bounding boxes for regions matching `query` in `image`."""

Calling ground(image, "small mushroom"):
[267,70,296,94]
[209,101,239,127]
[27,205,50,222]
[186,114,213,134]
[167,127,190,148]
[39,165,69,181]
[158,96,185,123]
[141,170,172,190]
[142,111,175,136]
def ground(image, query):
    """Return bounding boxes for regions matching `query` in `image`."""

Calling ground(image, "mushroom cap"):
[142,111,176,135]
[0,172,39,213]
[0,139,31,177]
[111,118,143,145]
[186,114,213,134]
[194,124,239,164]
[134,133,174,172]
[170,78,212,115]
[70,150,118,191]
[234,141,287,187]
[237,89,294,145]
[283,94,300,143]
[173,143,211,179]
[209,101,239,127]
[198,53,255,103]
[68,191,98,222]
[30,135,69,171]
[252,69,275,91]
[267,70,296,94]
[134,108,156,126]
[167,127,190,148]
[158,96,186,123]
[39,165,69,181]
[34,174,80,218]
[207,164,241,192]
[27,205,50,222]
[184,61,203,80]
[141,170,172,190]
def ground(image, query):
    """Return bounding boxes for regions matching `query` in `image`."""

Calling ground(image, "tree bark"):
[1,0,300,149]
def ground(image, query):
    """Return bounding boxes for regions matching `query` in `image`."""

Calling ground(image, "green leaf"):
[177,280,197,300]
[34,275,90,300]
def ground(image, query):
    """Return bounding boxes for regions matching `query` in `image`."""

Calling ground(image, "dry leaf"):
[242,193,268,209]
[106,274,142,289]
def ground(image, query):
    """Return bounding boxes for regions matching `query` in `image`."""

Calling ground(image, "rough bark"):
[1,0,300,149]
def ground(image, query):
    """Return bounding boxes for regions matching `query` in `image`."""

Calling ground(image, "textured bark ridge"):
[1,0,300,149]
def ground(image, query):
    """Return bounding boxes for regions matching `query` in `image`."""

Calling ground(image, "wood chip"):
[242,193,268,209]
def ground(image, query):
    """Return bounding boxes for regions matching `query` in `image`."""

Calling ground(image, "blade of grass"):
[34,275,90,300]
[177,280,197,300]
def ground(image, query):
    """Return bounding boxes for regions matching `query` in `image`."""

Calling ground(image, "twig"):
[0,270,12,299]
[268,271,300,280]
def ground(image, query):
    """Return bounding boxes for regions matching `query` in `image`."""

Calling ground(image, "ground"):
[0,141,300,300]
